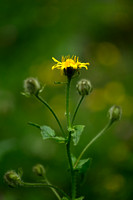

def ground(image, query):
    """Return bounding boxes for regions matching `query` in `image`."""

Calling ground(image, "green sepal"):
[71,125,85,145]
[61,197,69,200]
[17,168,23,178]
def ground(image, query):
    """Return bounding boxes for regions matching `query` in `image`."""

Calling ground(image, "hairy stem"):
[35,95,65,137]
[66,77,76,200]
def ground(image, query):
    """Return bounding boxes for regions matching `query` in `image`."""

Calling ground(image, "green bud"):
[4,170,22,187]
[108,105,122,123]
[32,164,45,177]
[24,77,41,96]
[76,79,93,96]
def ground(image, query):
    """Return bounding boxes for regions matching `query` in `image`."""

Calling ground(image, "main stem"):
[74,121,112,169]
[66,78,71,128]
[35,95,65,137]
[66,77,76,200]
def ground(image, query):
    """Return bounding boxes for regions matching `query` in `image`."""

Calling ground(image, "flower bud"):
[24,77,41,96]
[76,79,93,96]
[4,170,22,187]
[32,164,45,177]
[108,105,122,123]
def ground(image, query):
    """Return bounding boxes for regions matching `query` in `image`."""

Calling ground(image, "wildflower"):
[24,77,41,96]
[108,105,122,123]
[52,56,90,78]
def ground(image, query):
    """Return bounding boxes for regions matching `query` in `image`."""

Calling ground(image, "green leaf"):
[75,197,84,200]
[71,125,85,145]
[40,126,66,143]
[40,125,56,139]
[76,158,92,173]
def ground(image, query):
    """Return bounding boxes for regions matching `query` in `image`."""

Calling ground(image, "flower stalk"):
[74,121,113,169]
[35,94,65,137]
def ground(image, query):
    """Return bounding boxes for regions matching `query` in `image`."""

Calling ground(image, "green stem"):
[72,95,84,125]
[74,121,112,169]
[44,177,62,200]
[22,182,70,200]
[35,95,65,137]
[66,132,76,200]
[66,77,76,200]
[66,78,71,129]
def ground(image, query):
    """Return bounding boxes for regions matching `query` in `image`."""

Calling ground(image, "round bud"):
[24,77,41,96]
[4,170,22,187]
[108,105,122,123]
[32,164,45,177]
[76,79,93,96]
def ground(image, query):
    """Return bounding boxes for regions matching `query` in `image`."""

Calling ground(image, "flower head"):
[108,105,122,124]
[4,170,22,187]
[23,77,41,96]
[76,79,93,96]
[33,164,46,177]
[52,56,90,78]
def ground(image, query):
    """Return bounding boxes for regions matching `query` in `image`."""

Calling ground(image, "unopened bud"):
[24,77,41,96]
[108,105,122,123]
[4,170,22,187]
[33,164,45,177]
[76,79,93,96]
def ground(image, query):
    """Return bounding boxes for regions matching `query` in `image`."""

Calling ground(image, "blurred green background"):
[0,0,133,199]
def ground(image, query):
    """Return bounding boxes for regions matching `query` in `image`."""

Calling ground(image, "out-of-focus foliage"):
[0,0,133,199]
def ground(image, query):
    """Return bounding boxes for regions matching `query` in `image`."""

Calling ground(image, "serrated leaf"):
[75,197,84,200]
[76,158,92,173]
[40,125,55,139]
[71,125,85,145]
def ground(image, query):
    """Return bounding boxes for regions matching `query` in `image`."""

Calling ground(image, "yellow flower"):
[52,56,90,71]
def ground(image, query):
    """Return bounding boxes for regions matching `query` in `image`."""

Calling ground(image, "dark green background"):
[0,0,133,199]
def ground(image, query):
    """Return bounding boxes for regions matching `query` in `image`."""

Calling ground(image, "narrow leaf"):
[71,125,85,145]
[40,125,55,140]
[62,197,69,200]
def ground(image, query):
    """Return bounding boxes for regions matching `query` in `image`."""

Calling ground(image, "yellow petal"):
[52,57,60,63]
